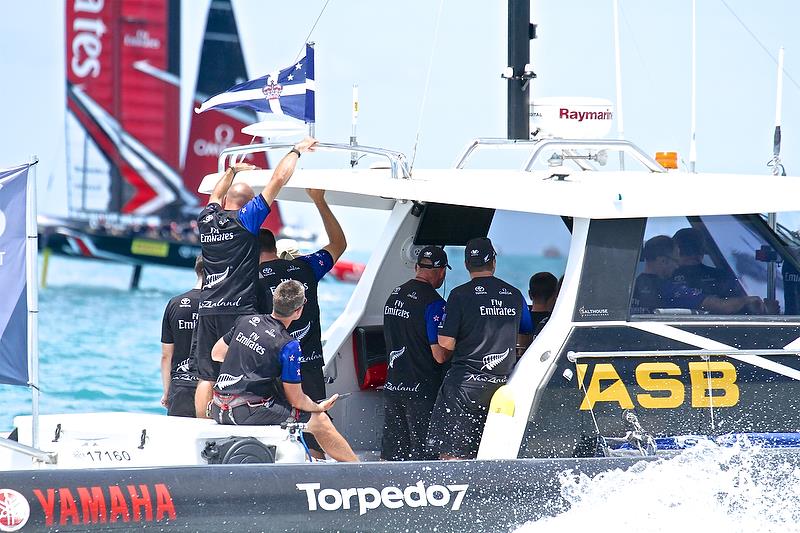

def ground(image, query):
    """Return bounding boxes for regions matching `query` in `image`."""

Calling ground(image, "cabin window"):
[439,210,571,304]
[630,214,800,317]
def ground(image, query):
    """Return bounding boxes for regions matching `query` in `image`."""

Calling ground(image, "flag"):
[0,164,31,386]
[195,44,315,123]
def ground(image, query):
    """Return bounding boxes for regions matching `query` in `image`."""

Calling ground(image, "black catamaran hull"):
[4,453,800,532]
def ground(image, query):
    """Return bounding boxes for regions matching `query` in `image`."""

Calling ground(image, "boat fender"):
[488,385,515,417]
[202,437,276,464]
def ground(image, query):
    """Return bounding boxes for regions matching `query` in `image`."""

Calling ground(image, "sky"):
[1,0,799,255]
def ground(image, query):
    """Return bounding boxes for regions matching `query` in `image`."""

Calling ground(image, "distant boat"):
[44,0,364,285]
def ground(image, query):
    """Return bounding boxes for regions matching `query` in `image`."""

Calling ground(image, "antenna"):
[689,0,697,173]
[766,47,785,305]
[613,0,625,170]
[351,84,359,167]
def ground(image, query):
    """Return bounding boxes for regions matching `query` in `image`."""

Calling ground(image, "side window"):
[631,215,798,317]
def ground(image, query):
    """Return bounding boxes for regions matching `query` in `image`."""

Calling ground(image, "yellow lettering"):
[688,361,739,408]
[635,362,685,408]
[578,363,634,410]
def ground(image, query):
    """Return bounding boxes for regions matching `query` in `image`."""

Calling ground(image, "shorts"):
[195,314,239,381]
[167,384,197,418]
[211,394,310,425]
[381,393,437,461]
[427,379,503,459]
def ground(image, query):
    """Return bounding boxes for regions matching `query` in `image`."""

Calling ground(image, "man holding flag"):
[194,138,317,418]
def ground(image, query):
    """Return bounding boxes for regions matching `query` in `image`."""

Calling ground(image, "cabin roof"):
[198,167,800,218]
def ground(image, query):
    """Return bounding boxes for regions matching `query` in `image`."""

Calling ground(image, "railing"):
[454,137,666,173]
[0,436,57,464]
[567,348,799,361]
[218,142,411,179]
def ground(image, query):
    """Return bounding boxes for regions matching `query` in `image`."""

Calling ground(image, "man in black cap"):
[381,246,450,461]
[160,255,204,417]
[428,237,533,459]
[672,228,740,298]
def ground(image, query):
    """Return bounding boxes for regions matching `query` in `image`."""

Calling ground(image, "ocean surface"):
[0,251,565,431]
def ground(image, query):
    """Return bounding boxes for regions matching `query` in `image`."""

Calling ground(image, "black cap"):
[416,246,451,269]
[465,237,496,266]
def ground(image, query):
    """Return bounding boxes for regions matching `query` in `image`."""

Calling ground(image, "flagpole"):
[26,155,40,450]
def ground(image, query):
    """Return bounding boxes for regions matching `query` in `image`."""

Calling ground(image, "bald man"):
[193,137,318,417]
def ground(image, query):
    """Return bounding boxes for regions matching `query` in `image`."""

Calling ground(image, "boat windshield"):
[630,214,800,317]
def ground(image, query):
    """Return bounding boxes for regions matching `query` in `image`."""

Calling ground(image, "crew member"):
[210,280,358,462]
[632,235,769,314]
[672,228,740,298]
[160,255,203,417]
[255,189,346,454]
[528,271,558,334]
[194,137,318,418]
[428,237,533,459]
[381,246,450,461]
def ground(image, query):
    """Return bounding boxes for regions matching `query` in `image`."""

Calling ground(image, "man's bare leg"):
[195,380,213,419]
[307,413,358,462]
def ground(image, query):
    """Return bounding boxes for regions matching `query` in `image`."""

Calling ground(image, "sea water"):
[0,252,565,431]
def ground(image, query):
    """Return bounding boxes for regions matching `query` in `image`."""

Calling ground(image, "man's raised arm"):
[307,189,346,263]
[209,162,256,206]
[261,137,318,206]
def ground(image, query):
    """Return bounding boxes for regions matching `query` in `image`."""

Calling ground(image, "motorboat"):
[5,134,800,531]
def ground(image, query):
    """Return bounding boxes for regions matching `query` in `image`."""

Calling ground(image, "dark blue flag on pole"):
[195,43,315,123]
[0,164,30,386]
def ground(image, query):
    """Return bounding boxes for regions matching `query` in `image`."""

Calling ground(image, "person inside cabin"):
[210,280,358,462]
[427,237,534,460]
[255,188,346,458]
[194,137,318,419]
[381,246,450,461]
[528,271,558,335]
[672,228,740,298]
[159,255,204,417]
[632,235,769,314]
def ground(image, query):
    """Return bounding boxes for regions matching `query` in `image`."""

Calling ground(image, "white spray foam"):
[516,439,800,533]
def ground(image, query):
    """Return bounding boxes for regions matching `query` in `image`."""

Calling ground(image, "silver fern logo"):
[480,348,510,371]
[216,373,244,389]
[291,322,312,340]
[176,358,192,373]
[388,347,406,369]
[204,266,230,288]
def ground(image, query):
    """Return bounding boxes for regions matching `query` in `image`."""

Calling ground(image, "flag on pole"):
[0,164,31,386]
[195,44,315,123]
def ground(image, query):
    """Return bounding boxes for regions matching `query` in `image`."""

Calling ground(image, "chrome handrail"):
[453,137,666,173]
[567,348,799,361]
[0,436,57,464]
[523,139,665,173]
[217,142,411,179]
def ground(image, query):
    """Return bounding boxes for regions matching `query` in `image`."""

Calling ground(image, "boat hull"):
[0,457,652,531]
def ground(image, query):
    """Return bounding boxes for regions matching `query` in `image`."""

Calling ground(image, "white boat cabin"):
[6,136,800,469]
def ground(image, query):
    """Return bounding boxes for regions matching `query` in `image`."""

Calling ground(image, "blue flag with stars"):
[196,44,315,123]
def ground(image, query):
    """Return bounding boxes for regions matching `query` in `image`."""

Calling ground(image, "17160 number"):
[84,450,132,462]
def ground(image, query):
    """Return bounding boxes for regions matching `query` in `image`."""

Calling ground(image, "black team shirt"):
[197,196,270,316]
[439,276,533,382]
[383,279,447,399]
[256,250,334,368]
[160,288,200,386]
[214,314,302,401]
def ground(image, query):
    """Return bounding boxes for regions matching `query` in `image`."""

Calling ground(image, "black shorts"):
[301,362,326,401]
[381,393,437,461]
[211,397,306,425]
[167,384,197,417]
[427,380,503,459]
[195,314,239,381]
